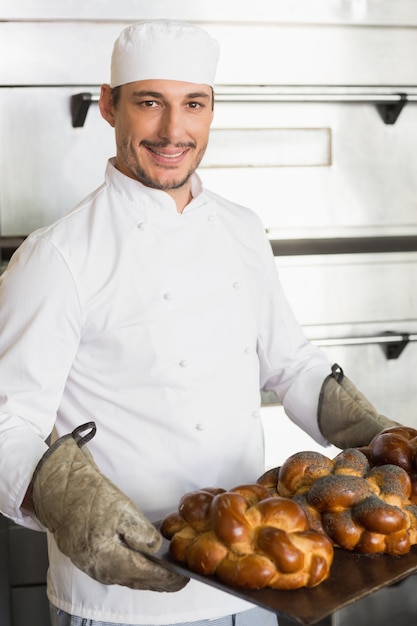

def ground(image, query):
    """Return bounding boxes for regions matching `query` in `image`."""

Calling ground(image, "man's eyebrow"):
[186,92,210,100]
[130,90,210,100]
[130,90,164,99]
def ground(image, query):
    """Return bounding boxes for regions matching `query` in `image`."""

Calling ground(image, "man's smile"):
[143,143,194,165]
[150,148,189,159]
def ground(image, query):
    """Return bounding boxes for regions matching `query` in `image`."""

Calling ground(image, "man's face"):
[103,79,214,198]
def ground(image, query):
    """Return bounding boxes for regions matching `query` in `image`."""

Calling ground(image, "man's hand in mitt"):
[31,422,188,592]
[318,363,398,449]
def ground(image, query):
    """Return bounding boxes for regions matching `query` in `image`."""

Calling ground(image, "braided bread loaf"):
[360,426,417,502]
[258,443,417,556]
[160,484,334,590]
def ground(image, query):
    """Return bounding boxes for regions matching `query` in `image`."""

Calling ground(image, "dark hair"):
[111,86,122,108]
[110,86,214,110]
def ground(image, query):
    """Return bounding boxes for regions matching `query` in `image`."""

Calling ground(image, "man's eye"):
[188,102,202,109]
[136,100,159,108]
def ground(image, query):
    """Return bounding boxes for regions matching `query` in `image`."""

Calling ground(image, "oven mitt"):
[318,363,398,449]
[31,422,188,592]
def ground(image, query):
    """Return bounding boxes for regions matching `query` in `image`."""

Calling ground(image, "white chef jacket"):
[0,159,331,624]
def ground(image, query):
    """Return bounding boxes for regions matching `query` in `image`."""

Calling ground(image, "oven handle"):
[70,90,416,127]
[261,332,414,405]
[312,332,416,360]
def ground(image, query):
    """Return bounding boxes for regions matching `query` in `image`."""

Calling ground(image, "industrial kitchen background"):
[1,1,417,625]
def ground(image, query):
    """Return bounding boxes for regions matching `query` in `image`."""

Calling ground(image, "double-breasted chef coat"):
[0,159,331,624]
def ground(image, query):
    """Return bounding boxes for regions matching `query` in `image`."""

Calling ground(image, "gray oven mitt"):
[31,422,188,592]
[318,363,398,449]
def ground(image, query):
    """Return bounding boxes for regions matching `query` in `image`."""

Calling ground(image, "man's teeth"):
[154,150,184,158]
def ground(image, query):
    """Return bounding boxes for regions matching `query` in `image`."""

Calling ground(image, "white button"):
[195,423,205,431]
[232,281,241,290]
[179,360,188,368]
[252,410,260,419]
[137,222,147,231]
[207,214,217,223]
[244,347,253,355]
[163,292,173,301]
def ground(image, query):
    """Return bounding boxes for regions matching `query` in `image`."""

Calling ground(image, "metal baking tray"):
[148,533,417,625]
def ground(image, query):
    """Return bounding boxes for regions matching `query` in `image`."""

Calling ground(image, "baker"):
[0,19,397,626]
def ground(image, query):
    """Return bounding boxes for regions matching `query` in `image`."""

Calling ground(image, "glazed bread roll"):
[161,484,334,590]
[277,451,334,497]
[365,425,417,473]
[360,426,417,503]
[257,437,417,556]
[275,448,371,498]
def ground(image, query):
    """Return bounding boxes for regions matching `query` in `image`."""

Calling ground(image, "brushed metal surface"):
[3,0,417,25]
[1,3,417,448]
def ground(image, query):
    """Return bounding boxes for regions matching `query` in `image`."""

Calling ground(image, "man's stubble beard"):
[123,143,208,191]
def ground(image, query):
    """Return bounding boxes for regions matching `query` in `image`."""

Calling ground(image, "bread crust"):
[161,484,334,590]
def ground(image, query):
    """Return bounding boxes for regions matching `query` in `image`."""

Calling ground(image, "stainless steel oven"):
[1,3,417,624]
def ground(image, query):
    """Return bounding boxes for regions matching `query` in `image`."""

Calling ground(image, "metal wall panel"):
[276,252,417,328]
[204,99,417,236]
[0,516,11,626]
[0,517,50,626]
[11,587,50,626]
[1,20,417,86]
[2,92,417,237]
[0,6,416,626]
[2,0,417,25]
[0,87,115,235]
[8,525,48,586]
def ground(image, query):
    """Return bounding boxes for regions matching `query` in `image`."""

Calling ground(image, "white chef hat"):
[110,20,220,88]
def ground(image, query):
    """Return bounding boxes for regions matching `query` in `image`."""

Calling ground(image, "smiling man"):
[100,79,213,210]
[0,18,398,626]
[100,21,216,213]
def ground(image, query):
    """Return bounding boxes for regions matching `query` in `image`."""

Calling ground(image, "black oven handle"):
[312,332,416,360]
[70,90,417,127]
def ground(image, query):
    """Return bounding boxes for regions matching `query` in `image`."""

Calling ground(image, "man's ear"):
[99,84,116,127]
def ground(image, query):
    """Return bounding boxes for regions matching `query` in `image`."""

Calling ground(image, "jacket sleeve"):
[257,238,331,445]
[0,235,81,529]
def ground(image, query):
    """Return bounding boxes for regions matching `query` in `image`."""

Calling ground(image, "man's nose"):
[158,107,185,142]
